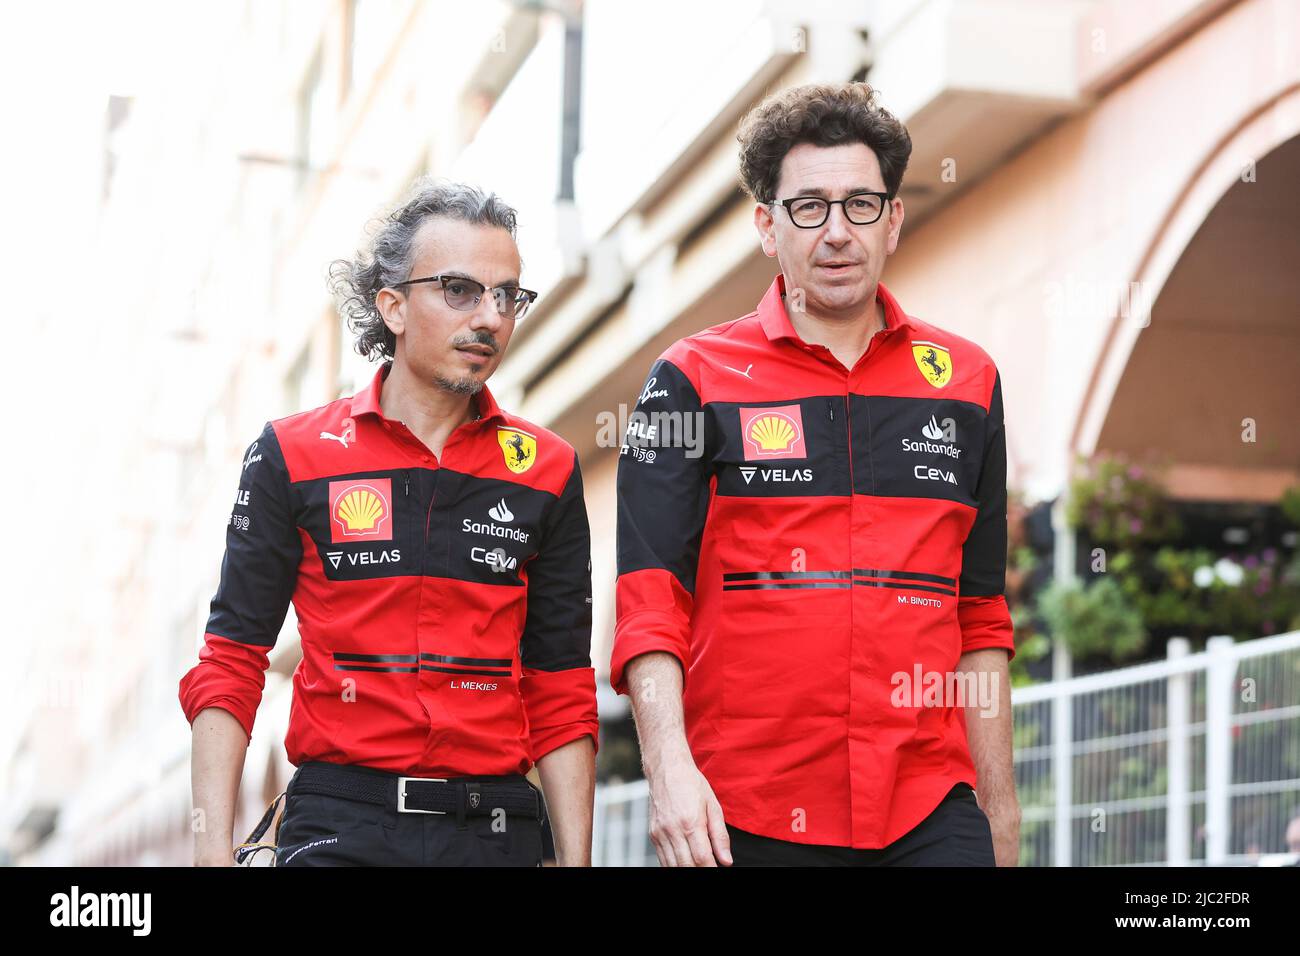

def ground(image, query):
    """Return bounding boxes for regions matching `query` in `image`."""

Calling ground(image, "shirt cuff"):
[521,666,600,762]
[609,607,691,696]
[957,594,1016,661]
[178,633,272,742]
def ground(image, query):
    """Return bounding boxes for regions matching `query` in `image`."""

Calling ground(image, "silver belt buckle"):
[397,776,448,814]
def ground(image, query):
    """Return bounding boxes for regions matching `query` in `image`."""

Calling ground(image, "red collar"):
[348,362,507,425]
[757,273,914,343]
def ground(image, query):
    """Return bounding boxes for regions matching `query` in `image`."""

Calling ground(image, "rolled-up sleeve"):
[958,369,1015,660]
[178,423,302,741]
[520,450,599,762]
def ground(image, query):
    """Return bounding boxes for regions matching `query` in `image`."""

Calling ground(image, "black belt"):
[289,761,542,826]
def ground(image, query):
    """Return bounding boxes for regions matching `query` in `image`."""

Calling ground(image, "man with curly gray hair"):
[182,179,599,867]
[330,180,524,385]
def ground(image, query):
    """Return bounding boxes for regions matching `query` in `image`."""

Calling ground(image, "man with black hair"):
[614,83,1020,867]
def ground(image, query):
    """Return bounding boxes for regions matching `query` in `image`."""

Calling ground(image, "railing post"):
[630,788,649,867]
[1052,680,1072,867]
[1205,635,1236,865]
[1051,496,1075,867]
[1166,637,1191,865]
[608,799,627,868]
[592,795,606,867]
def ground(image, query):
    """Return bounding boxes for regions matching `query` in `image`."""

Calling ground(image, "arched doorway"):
[1096,132,1300,504]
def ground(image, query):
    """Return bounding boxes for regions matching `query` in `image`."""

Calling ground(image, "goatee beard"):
[434,373,483,396]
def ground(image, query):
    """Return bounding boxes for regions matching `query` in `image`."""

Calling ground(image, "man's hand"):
[647,746,732,867]
[626,651,732,866]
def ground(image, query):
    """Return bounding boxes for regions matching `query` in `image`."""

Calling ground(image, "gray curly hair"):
[329,178,519,362]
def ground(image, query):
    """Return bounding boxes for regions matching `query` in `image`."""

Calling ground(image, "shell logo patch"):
[497,427,537,474]
[912,341,953,388]
[740,405,806,461]
[329,478,392,543]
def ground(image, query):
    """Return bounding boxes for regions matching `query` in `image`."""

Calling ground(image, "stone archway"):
[1076,85,1300,503]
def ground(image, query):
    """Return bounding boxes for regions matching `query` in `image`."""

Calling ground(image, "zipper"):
[843,379,858,779]
[843,390,854,495]
[431,470,447,546]
[402,470,416,572]
[843,385,856,595]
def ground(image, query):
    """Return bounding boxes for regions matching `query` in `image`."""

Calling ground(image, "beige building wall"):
[883,0,1300,504]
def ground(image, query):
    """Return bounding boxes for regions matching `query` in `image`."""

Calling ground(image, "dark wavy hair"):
[329,178,519,362]
[737,82,913,203]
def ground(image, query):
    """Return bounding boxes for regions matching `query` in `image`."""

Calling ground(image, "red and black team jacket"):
[179,362,599,776]
[612,273,1015,849]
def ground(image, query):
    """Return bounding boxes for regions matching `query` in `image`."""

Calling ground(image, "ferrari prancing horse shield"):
[497,427,537,474]
[911,341,953,388]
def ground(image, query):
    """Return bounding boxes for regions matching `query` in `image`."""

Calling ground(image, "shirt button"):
[421,456,431,463]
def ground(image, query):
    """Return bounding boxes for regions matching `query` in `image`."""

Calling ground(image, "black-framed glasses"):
[391,274,538,319]
[769,191,890,228]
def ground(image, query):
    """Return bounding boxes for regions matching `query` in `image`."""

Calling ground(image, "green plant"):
[1034,576,1147,661]
[1280,483,1300,528]
[1004,489,1052,683]
[1117,546,1300,643]
[1008,627,1050,687]
[1066,452,1182,548]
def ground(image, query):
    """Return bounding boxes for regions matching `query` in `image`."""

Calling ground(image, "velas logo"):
[329,478,393,543]
[739,405,806,461]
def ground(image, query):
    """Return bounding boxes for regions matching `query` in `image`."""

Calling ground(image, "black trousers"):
[274,762,545,867]
[725,783,996,866]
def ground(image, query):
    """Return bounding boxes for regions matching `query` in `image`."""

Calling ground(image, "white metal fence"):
[592,631,1300,866]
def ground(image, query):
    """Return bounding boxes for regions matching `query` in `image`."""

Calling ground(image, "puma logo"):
[723,363,754,379]
[320,418,356,449]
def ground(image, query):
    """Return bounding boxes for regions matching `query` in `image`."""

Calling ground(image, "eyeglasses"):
[769,191,890,229]
[391,274,539,319]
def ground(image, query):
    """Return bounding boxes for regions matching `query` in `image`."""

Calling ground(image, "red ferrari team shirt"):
[179,362,599,775]
[612,274,1014,849]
